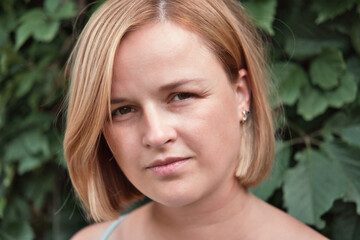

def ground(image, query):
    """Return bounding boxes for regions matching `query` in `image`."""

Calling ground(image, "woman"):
[64,0,327,239]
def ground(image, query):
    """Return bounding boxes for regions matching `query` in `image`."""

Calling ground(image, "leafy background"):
[0,0,359,239]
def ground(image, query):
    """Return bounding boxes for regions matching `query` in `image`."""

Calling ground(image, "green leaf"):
[24,172,54,210]
[350,20,360,55]
[284,17,349,60]
[15,22,37,50]
[272,62,308,106]
[324,72,357,108]
[1,163,15,188]
[283,149,347,228]
[0,231,13,240]
[44,0,60,14]
[309,48,345,90]
[323,112,360,147]
[0,28,8,48]
[2,220,34,240]
[322,142,360,214]
[311,0,357,24]
[33,20,60,42]
[15,71,39,98]
[53,2,76,20]
[243,0,277,35]
[3,198,31,222]
[19,8,45,23]
[5,130,51,174]
[251,143,290,200]
[347,57,360,83]
[297,86,328,121]
[15,8,60,48]
[0,197,6,218]
[340,127,360,148]
[17,156,43,175]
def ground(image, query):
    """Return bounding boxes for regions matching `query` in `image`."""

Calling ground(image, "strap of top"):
[100,215,126,240]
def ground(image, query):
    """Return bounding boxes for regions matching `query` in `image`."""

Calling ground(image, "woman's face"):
[103,21,250,207]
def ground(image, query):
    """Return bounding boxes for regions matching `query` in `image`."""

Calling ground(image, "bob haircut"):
[64,0,274,222]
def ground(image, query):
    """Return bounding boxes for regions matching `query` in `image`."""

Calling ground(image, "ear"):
[232,68,251,122]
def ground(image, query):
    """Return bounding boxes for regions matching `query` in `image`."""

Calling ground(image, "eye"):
[112,106,135,116]
[172,92,195,101]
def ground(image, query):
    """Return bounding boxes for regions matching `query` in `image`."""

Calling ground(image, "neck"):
[148,180,255,239]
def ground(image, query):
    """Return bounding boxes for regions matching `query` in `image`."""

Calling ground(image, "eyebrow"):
[159,78,205,91]
[110,78,205,104]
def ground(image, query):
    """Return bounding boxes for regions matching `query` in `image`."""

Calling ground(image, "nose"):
[141,105,177,148]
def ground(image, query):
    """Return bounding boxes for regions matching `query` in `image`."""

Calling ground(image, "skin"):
[72,21,328,240]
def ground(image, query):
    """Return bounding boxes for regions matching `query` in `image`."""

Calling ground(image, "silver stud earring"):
[241,110,250,124]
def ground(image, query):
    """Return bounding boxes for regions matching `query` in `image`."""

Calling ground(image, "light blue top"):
[100,215,126,240]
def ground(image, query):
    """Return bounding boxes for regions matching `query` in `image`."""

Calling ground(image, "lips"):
[147,157,190,176]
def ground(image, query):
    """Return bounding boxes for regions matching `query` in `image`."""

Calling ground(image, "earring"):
[241,110,250,124]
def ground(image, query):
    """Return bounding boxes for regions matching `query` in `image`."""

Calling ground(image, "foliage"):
[0,0,359,239]
[247,0,360,238]
[0,0,88,239]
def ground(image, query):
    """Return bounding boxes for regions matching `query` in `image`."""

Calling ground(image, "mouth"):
[146,157,190,176]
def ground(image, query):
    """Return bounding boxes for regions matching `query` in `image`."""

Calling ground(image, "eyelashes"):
[171,92,197,102]
[111,92,198,118]
[112,106,135,116]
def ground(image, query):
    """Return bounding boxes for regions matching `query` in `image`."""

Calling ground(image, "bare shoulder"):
[71,221,113,240]
[253,196,328,240]
[272,210,328,240]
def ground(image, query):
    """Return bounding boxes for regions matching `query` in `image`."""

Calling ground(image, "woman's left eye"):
[172,92,195,101]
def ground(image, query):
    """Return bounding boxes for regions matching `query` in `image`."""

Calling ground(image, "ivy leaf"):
[243,0,277,35]
[15,20,40,50]
[340,127,360,148]
[297,86,328,121]
[17,156,43,175]
[251,143,290,200]
[19,8,45,23]
[321,141,360,215]
[44,0,60,14]
[272,62,308,106]
[284,17,349,60]
[283,149,347,228]
[350,20,360,55]
[15,71,39,98]
[1,220,34,240]
[0,28,8,48]
[324,72,357,108]
[323,112,360,148]
[309,48,345,90]
[347,57,360,83]
[311,0,357,24]
[24,173,54,210]
[53,2,76,20]
[15,8,60,48]
[4,198,31,221]
[33,21,60,42]
[4,130,51,174]
[16,9,45,49]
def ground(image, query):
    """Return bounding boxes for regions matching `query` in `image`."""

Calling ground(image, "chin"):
[149,186,201,208]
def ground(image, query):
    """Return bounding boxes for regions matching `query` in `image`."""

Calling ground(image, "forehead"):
[111,21,225,92]
[115,21,211,67]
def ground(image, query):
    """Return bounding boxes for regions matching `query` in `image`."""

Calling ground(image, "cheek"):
[180,97,240,152]
[103,125,131,160]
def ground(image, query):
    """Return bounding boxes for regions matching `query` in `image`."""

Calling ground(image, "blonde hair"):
[64,0,274,222]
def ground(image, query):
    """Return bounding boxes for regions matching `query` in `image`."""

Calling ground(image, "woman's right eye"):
[112,106,135,116]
